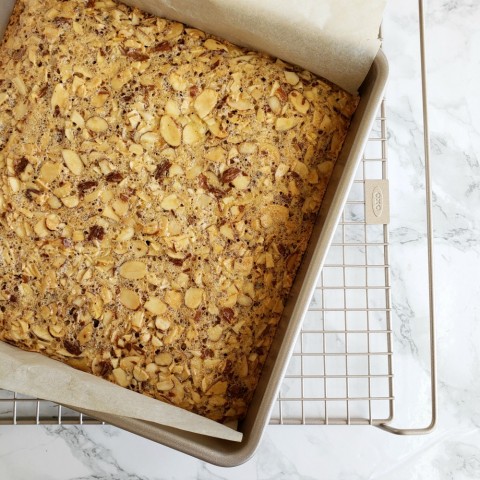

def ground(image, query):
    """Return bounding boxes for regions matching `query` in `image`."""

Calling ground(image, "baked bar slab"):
[0,0,358,421]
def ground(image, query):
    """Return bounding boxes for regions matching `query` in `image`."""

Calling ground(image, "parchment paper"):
[122,0,387,93]
[0,0,386,442]
[0,342,242,442]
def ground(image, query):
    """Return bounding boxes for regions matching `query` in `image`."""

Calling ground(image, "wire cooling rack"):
[270,100,393,426]
[0,100,392,427]
[0,0,436,431]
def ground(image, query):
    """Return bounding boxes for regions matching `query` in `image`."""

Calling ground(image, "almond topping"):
[119,288,141,310]
[145,297,167,315]
[62,149,84,176]
[194,89,218,118]
[160,115,181,147]
[86,116,109,133]
[119,260,147,280]
[185,287,204,309]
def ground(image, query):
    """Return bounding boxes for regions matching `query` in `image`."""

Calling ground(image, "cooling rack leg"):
[377,0,437,436]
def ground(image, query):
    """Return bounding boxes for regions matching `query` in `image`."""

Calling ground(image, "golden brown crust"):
[0,0,358,421]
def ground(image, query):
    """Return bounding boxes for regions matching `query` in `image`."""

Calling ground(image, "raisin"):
[276,87,288,102]
[154,161,171,182]
[199,174,225,199]
[221,167,241,184]
[13,157,28,176]
[122,48,149,62]
[25,189,40,201]
[105,171,123,183]
[53,17,72,26]
[78,180,97,194]
[169,258,184,266]
[62,237,73,248]
[64,339,82,356]
[151,41,172,52]
[38,85,49,98]
[189,85,199,97]
[12,47,25,60]
[98,361,112,377]
[87,225,105,241]
[220,307,234,323]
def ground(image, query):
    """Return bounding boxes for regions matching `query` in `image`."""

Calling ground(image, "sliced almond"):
[204,38,228,51]
[45,213,60,231]
[165,290,182,309]
[39,161,62,183]
[292,161,309,179]
[86,116,109,133]
[49,325,65,339]
[207,380,228,396]
[128,310,143,331]
[156,379,174,391]
[34,219,49,238]
[185,287,204,309]
[194,89,217,118]
[32,325,54,342]
[133,366,149,382]
[161,193,180,210]
[62,149,84,176]
[119,260,147,280]
[289,91,310,114]
[284,71,300,85]
[183,123,203,145]
[145,297,167,315]
[71,111,85,128]
[48,195,62,209]
[155,352,173,366]
[13,77,27,96]
[168,71,187,91]
[205,147,226,163]
[119,288,141,310]
[220,224,234,240]
[165,99,180,117]
[238,142,257,155]
[275,117,300,131]
[8,177,20,193]
[51,83,68,112]
[155,317,171,331]
[113,368,130,387]
[231,174,250,190]
[164,22,184,40]
[112,198,129,217]
[54,182,72,198]
[318,161,334,177]
[78,323,93,346]
[90,296,104,319]
[207,325,223,342]
[267,96,281,114]
[131,240,148,258]
[227,96,254,111]
[116,226,135,242]
[62,195,79,208]
[160,115,181,147]
[92,93,109,108]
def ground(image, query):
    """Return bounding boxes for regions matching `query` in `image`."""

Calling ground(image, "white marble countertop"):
[1,1,479,478]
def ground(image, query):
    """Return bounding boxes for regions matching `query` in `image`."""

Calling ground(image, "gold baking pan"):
[74,53,388,467]
[0,0,388,467]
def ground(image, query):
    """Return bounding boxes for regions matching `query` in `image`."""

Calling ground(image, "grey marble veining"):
[1,0,480,478]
